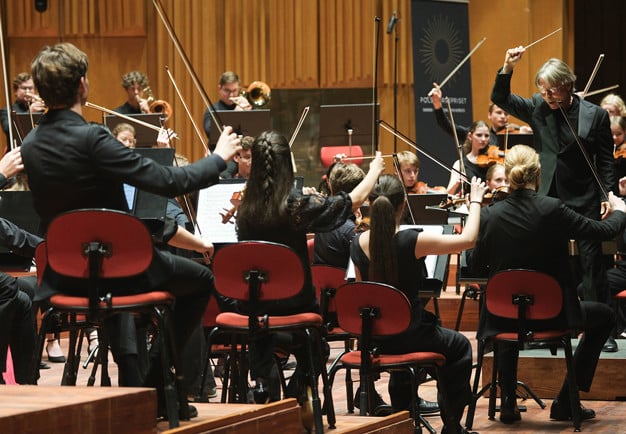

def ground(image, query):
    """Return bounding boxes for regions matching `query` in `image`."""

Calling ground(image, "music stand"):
[406,193,449,225]
[104,113,162,148]
[12,112,44,144]
[0,191,41,271]
[319,103,379,167]
[496,133,534,149]
[207,109,271,144]
[130,148,175,231]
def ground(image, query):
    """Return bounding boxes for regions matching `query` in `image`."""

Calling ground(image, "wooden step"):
[0,385,156,434]
[481,338,626,401]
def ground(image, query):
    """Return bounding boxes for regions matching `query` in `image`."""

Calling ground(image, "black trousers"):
[381,311,473,432]
[497,301,615,399]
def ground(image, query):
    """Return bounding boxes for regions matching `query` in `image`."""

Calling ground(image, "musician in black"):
[491,47,617,351]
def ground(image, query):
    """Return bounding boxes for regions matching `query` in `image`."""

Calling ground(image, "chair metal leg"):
[562,338,581,432]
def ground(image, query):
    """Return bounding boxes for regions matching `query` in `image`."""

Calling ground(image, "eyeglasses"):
[18,85,34,91]
[220,86,240,95]
[537,85,564,96]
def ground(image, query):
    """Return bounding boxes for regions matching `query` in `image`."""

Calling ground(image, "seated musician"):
[468,145,626,424]
[21,43,241,420]
[114,71,151,115]
[445,121,490,196]
[0,149,39,384]
[220,135,253,179]
[236,130,384,404]
[350,173,487,434]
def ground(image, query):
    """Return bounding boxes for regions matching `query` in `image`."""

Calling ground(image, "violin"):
[220,190,244,224]
[409,181,447,195]
[614,148,626,161]
[476,145,504,167]
[482,186,510,205]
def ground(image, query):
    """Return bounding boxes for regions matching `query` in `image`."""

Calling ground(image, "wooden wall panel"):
[1,0,574,165]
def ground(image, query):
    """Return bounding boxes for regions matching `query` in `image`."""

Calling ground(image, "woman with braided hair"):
[235,130,384,403]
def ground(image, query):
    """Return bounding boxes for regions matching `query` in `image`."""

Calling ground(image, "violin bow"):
[378,120,468,185]
[581,54,604,99]
[152,0,224,143]
[445,97,468,195]
[557,102,610,202]
[0,5,14,150]
[523,27,562,50]
[428,37,486,96]
[584,84,619,98]
[288,106,310,174]
[165,66,208,153]
[392,153,416,225]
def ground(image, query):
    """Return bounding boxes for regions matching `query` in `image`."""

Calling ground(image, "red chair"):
[465,269,581,431]
[208,241,336,433]
[310,264,355,412]
[31,209,184,428]
[328,281,449,434]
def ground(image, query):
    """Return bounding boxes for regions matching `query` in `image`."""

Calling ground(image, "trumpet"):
[137,86,173,122]
[231,81,271,108]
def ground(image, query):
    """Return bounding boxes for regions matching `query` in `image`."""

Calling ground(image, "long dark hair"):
[368,175,405,287]
[236,130,294,234]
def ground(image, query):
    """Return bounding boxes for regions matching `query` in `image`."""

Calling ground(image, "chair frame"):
[205,240,336,433]
[328,281,451,434]
[31,209,184,428]
[465,269,582,432]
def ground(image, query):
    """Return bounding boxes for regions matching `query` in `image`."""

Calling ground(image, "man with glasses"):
[0,73,46,149]
[491,47,619,352]
[203,71,251,149]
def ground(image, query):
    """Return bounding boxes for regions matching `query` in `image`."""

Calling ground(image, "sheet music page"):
[195,181,245,243]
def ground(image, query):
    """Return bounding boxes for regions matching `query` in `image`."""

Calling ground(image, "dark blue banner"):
[411,0,473,187]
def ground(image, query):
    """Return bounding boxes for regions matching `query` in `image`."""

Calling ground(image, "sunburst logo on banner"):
[418,14,465,85]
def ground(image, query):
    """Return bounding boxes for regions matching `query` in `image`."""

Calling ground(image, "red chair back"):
[213,241,305,302]
[311,264,346,320]
[334,281,412,337]
[485,269,563,320]
[45,209,153,279]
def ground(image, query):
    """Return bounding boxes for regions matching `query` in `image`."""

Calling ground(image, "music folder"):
[406,193,449,225]
[208,109,270,144]
[0,191,41,271]
[104,113,162,148]
[496,133,534,149]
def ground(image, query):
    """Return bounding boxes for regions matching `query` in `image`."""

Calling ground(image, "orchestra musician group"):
[1,23,626,434]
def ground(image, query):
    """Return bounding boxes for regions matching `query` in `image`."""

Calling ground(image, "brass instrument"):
[233,81,271,108]
[138,86,173,121]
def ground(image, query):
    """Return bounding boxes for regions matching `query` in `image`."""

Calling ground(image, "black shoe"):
[353,386,394,416]
[353,386,389,409]
[500,396,521,424]
[39,362,51,370]
[549,399,596,421]
[441,426,478,434]
[160,403,198,421]
[418,397,439,415]
[252,382,270,404]
[602,336,618,353]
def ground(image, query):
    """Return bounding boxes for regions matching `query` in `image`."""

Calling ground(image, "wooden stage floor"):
[26,325,626,434]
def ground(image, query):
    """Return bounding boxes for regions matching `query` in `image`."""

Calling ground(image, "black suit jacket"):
[491,71,615,212]
[469,189,626,337]
[21,109,227,299]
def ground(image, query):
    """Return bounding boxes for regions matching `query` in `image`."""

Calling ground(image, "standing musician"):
[491,48,617,353]
[114,71,151,115]
[20,43,241,420]
[469,145,626,424]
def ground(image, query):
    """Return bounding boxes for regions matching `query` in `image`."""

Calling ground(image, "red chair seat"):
[340,350,446,367]
[216,311,323,329]
[49,291,175,309]
[493,330,572,341]
[616,289,626,299]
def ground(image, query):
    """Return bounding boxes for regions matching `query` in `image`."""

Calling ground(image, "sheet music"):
[345,225,444,279]
[195,181,245,243]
